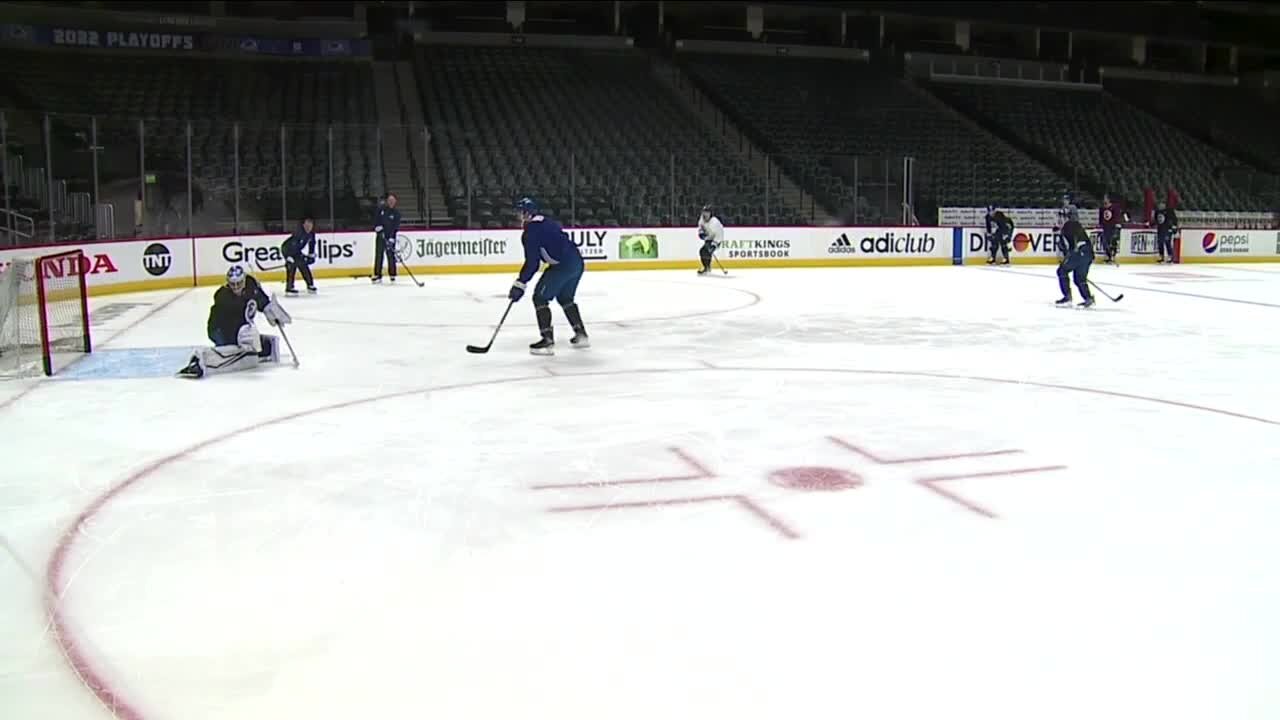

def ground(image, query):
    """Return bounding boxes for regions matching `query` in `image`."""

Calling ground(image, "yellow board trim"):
[70,255,1280,298]
[1180,256,1280,264]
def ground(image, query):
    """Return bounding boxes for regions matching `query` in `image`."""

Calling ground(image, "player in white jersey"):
[696,204,724,275]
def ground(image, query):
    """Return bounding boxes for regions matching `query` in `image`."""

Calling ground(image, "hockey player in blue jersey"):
[984,206,1014,265]
[1056,207,1096,308]
[281,216,318,295]
[508,197,589,355]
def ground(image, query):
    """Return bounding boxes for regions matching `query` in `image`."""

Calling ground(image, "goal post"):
[0,249,92,377]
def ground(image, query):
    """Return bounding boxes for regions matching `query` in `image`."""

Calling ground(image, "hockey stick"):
[394,237,426,288]
[1087,279,1124,303]
[466,300,515,354]
[276,324,301,367]
[712,249,728,275]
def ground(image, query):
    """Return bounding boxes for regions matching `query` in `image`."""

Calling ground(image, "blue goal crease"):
[55,347,197,380]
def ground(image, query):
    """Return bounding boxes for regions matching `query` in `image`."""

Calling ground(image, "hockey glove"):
[263,295,293,327]
[508,281,526,302]
[698,227,707,241]
[304,254,315,265]
[237,324,263,353]
[374,225,384,233]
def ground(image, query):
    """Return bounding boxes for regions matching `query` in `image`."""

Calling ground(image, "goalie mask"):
[226,265,247,295]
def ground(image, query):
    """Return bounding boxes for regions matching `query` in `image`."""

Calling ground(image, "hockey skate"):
[370,276,382,284]
[999,258,1011,265]
[176,356,204,379]
[529,337,555,356]
[570,330,590,349]
[697,267,710,276]
[307,286,318,294]
[986,257,996,265]
[1055,296,1073,307]
[1079,297,1096,309]
[285,287,299,296]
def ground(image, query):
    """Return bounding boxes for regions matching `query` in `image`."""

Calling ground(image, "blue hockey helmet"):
[515,196,539,214]
[226,265,247,293]
[1061,192,1073,207]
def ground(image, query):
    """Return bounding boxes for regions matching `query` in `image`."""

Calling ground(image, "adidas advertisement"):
[830,231,938,255]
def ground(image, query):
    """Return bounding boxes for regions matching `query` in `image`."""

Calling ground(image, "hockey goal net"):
[0,249,92,377]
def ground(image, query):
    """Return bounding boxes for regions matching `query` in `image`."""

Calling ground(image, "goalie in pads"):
[177,266,292,379]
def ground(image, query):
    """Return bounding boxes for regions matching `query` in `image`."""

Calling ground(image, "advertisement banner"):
[1180,229,1280,262]
[216,35,372,58]
[393,230,522,266]
[824,228,947,259]
[197,232,364,280]
[962,226,1065,262]
[0,238,195,292]
[8,26,203,51]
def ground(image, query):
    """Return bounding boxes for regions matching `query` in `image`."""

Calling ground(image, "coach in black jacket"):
[371,193,402,283]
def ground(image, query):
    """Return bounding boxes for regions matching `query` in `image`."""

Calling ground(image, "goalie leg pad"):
[194,346,262,376]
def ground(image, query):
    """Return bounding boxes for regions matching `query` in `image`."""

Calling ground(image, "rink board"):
[1,225,1275,297]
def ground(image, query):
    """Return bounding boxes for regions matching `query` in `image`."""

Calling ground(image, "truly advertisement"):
[566,229,609,261]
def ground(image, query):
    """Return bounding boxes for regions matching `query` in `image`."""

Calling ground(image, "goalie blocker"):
[178,266,293,379]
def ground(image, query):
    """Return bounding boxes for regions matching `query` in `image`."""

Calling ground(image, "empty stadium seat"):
[413,46,805,227]
[927,80,1271,212]
[679,54,1071,221]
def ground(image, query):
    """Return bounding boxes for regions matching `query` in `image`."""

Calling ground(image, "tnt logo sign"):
[142,243,172,277]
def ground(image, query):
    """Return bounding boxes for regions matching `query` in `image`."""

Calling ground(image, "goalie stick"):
[466,300,515,354]
[276,323,300,367]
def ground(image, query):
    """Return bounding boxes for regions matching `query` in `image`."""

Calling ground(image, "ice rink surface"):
[3,262,1280,719]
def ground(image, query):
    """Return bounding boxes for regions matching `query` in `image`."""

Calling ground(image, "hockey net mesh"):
[0,251,90,377]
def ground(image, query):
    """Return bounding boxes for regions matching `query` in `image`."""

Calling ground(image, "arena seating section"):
[413,46,806,228]
[0,51,382,234]
[4,44,1277,240]
[1102,78,1280,201]
[678,54,1071,221]
[926,80,1274,212]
